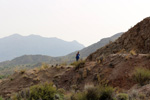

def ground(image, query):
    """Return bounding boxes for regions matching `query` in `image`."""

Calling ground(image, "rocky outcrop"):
[87,17,150,61]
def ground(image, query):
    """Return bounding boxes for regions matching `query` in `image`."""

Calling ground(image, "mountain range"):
[0,32,123,76]
[0,34,84,62]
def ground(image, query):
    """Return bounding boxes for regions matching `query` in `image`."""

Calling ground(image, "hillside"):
[64,32,123,62]
[56,17,150,89]
[0,65,70,98]
[87,17,150,61]
[0,55,60,76]
[57,55,150,90]
[0,34,84,62]
[1,17,150,99]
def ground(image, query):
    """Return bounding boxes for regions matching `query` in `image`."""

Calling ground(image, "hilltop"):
[87,17,150,61]
[0,55,60,76]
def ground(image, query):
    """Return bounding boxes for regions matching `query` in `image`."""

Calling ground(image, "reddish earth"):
[1,54,150,98]
[57,54,150,91]
[0,66,69,98]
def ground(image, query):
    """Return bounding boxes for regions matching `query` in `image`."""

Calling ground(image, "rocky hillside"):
[0,65,70,98]
[56,17,150,91]
[65,32,123,62]
[87,17,150,61]
[57,54,150,90]
[0,55,62,76]
[56,17,150,89]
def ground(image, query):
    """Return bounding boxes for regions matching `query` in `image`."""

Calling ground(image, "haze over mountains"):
[0,34,84,62]
[0,32,123,76]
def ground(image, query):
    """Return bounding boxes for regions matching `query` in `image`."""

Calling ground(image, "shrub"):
[98,85,115,100]
[86,87,99,100]
[117,93,129,100]
[30,83,57,100]
[72,85,115,100]
[132,67,150,86]
[0,75,6,79]
[10,78,14,81]
[71,60,85,70]
[0,96,3,100]
[71,87,98,100]
[20,69,26,74]
[40,63,50,70]
[12,82,64,100]
[71,92,87,100]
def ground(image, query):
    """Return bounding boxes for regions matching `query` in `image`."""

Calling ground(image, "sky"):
[0,0,150,47]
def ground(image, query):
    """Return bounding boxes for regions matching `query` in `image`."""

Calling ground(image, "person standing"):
[76,51,80,61]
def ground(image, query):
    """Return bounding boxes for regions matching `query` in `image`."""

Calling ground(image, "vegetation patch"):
[132,67,150,86]
[0,96,4,100]
[20,69,26,74]
[12,82,64,100]
[117,93,129,100]
[71,60,85,70]
[72,85,115,100]
[0,75,7,79]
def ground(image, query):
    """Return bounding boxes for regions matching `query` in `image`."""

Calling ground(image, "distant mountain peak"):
[28,34,42,37]
[10,33,22,37]
[0,34,85,62]
[72,40,77,42]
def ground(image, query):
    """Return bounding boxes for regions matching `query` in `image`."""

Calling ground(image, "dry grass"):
[20,69,26,74]
[132,67,150,86]
[129,49,137,56]
[71,60,85,70]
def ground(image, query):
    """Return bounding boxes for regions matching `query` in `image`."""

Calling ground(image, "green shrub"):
[132,67,150,86]
[117,93,129,100]
[12,83,64,100]
[72,85,115,100]
[98,85,115,100]
[10,78,14,81]
[86,87,99,100]
[71,87,98,100]
[71,92,87,100]
[29,83,58,100]
[0,96,3,100]
[0,75,5,79]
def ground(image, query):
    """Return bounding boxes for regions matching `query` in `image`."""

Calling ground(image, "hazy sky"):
[0,0,150,46]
